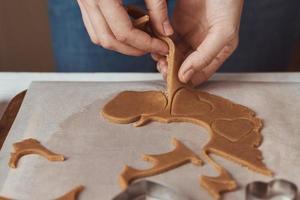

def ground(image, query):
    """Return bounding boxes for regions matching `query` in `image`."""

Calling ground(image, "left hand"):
[77,0,173,56]
[152,0,244,85]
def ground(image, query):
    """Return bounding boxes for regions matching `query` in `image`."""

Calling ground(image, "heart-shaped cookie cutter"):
[112,180,190,200]
[246,179,298,200]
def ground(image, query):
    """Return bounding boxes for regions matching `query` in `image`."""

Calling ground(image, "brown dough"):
[102,91,167,124]
[200,149,237,199]
[9,138,65,168]
[0,186,83,200]
[127,5,187,105]
[201,168,237,200]
[56,186,84,200]
[102,8,272,199]
[119,138,203,189]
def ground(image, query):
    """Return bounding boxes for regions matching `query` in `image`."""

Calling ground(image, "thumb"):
[144,0,173,36]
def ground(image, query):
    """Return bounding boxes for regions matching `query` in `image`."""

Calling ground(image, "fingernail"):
[161,65,167,75]
[160,65,167,80]
[160,60,168,68]
[163,21,174,36]
[182,68,194,83]
[157,63,161,72]
[159,51,168,56]
[151,53,159,61]
[162,72,167,81]
[160,59,167,65]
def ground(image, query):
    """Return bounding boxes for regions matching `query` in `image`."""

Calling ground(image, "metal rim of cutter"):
[112,180,190,200]
[246,179,298,200]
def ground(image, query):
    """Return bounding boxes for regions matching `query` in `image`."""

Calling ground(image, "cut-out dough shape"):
[9,138,65,168]
[102,91,167,124]
[0,186,83,200]
[102,8,272,199]
[119,138,203,189]
[56,185,84,200]
[212,118,254,142]
[200,150,237,199]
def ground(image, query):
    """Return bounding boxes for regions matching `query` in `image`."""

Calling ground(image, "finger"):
[151,53,164,61]
[98,0,169,54]
[156,62,161,73]
[162,70,167,81]
[157,61,167,81]
[190,71,206,86]
[77,0,98,43]
[158,59,168,77]
[144,0,173,36]
[190,38,239,86]
[151,53,160,61]
[178,31,232,83]
[81,0,145,56]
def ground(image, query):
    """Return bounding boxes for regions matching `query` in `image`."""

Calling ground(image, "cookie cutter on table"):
[246,179,298,200]
[112,180,190,200]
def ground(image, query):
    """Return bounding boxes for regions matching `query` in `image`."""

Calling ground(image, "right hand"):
[151,0,243,85]
[77,0,173,56]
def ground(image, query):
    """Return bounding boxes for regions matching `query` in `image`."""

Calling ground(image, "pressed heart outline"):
[171,89,214,116]
[211,118,254,142]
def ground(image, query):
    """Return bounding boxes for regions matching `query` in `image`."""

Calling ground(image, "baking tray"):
[0,90,26,150]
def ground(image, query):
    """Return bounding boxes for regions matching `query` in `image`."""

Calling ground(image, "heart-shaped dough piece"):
[102,91,167,124]
[211,118,254,142]
[171,89,213,116]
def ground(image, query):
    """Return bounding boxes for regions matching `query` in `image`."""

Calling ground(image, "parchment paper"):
[0,81,299,200]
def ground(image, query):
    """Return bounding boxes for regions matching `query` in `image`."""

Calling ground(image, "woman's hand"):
[77,0,173,56]
[153,0,244,85]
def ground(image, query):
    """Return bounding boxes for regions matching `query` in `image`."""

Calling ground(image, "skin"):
[77,0,172,56]
[78,0,244,86]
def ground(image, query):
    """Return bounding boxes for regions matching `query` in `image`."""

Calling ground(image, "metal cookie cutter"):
[112,180,190,200]
[246,179,298,200]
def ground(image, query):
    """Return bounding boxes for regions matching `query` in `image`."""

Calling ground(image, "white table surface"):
[0,72,299,118]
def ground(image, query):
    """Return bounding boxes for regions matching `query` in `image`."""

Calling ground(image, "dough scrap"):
[119,138,203,189]
[102,8,272,199]
[199,149,238,199]
[56,186,84,200]
[9,138,65,168]
[0,186,83,200]
[201,170,237,200]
